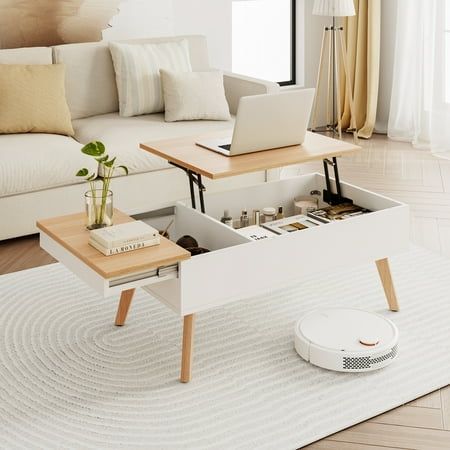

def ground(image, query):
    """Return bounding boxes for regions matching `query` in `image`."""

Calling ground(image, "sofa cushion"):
[161,69,231,122]
[53,35,210,120]
[52,42,119,122]
[110,40,192,117]
[0,47,52,64]
[0,64,74,136]
[72,113,235,174]
[0,134,96,197]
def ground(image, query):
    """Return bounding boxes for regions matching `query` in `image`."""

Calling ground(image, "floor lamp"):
[310,0,357,140]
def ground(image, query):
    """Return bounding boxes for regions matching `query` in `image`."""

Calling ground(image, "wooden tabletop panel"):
[140,131,361,179]
[37,210,190,279]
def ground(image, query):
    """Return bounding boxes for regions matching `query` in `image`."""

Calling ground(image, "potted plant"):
[76,141,128,230]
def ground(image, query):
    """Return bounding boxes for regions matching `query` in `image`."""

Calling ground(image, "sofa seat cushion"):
[0,134,96,197]
[72,113,235,174]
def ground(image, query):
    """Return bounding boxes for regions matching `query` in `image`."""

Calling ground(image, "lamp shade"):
[312,0,355,17]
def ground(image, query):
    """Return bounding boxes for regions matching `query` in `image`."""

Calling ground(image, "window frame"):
[278,0,296,86]
[231,0,297,86]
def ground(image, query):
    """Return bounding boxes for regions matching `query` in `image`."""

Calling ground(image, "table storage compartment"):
[144,173,409,315]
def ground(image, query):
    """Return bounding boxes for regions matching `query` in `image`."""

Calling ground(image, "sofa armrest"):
[222,71,280,115]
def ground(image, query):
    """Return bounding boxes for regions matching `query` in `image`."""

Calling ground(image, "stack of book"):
[89,221,160,256]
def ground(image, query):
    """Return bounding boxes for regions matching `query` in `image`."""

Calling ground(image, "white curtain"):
[388,0,450,157]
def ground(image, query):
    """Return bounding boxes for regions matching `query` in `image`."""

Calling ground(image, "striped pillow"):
[109,40,192,117]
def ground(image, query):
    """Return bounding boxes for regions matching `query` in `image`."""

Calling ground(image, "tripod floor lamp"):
[310,0,357,140]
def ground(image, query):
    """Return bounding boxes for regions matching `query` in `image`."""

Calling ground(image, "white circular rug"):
[0,246,450,449]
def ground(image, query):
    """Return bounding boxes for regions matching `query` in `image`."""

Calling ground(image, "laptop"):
[195,88,315,157]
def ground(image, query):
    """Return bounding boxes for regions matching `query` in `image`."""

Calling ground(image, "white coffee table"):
[38,132,409,383]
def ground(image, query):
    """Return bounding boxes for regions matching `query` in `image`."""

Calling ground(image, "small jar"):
[261,207,276,224]
[294,194,319,215]
[220,209,233,227]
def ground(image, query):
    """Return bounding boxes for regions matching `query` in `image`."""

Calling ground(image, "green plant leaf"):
[81,141,105,157]
[118,165,129,175]
[96,155,109,163]
[76,168,89,177]
[87,173,97,181]
[104,156,116,168]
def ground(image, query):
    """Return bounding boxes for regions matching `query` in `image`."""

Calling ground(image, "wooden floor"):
[1,135,450,449]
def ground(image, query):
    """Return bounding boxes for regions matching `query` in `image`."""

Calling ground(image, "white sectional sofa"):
[0,35,279,240]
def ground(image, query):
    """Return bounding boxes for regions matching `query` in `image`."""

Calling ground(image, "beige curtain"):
[340,0,381,139]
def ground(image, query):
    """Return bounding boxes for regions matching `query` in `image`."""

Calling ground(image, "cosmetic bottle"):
[240,209,249,228]
[253,209,261,226]
[220,209,233,227]
[276,206,284,220]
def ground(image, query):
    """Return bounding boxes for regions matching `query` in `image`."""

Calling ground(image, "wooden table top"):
[140,131,362,179]
[37,209,191,279]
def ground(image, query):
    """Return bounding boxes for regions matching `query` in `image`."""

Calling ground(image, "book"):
[307,203,371,224]
[89,220,159,249]
[235,225,277,241]
[262,214,321,235]
[89,237,160,256]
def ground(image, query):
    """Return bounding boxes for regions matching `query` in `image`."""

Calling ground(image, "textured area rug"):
[1,246,450,449]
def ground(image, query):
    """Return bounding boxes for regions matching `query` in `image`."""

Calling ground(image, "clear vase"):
[85,190,113,230]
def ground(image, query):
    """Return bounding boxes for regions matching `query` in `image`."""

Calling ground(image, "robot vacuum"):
[294,308,399,372]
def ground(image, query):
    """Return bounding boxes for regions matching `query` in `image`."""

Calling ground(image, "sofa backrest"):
[0,47,52,64]
[53,35,210,120]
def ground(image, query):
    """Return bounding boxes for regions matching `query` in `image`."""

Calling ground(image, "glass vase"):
[85,190,113,230]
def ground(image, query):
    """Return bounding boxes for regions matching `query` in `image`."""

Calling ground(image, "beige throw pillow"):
[0,64,74,136]
[160,69,231,122]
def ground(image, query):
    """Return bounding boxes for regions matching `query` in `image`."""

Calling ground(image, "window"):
[232,0,296,85]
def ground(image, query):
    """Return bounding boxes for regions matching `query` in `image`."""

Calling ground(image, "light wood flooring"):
[1,135,449,449]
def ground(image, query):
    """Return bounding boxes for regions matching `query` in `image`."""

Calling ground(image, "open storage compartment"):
[144,173,409,316]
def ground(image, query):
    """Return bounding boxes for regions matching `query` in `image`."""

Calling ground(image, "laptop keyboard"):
[219,144,231,151]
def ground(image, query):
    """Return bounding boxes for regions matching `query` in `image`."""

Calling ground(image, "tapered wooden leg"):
[376,258,400,311]
[115,288,136,326]
[180,314,195,383]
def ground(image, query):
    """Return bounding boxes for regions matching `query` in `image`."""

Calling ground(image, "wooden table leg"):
[180,314,195,383]
[376,258,400,311]
[115,288,136,326]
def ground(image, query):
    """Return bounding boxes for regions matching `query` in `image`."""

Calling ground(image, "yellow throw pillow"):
[0,64,74,136]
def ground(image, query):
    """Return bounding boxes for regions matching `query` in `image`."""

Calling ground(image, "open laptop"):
[195,88,315,156]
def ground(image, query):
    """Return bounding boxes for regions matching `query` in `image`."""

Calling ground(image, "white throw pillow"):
[160,69,231,122]
[109,40,192,117]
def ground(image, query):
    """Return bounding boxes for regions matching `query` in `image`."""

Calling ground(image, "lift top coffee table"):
[38,132,409,383]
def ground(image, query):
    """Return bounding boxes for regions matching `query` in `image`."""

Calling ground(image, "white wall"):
[103,0,174,40]
[172,0,232,70]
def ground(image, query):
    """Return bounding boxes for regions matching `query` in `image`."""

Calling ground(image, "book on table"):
[307,203,371,224]
[262,214,321,235]
[89,220,159,248]
[89,236,160,256]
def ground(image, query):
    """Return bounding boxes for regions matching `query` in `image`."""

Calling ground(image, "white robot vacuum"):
[294,308,399,372]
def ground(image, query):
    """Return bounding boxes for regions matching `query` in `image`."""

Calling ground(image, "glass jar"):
[85,190,113,230]
[261,207,276,223]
